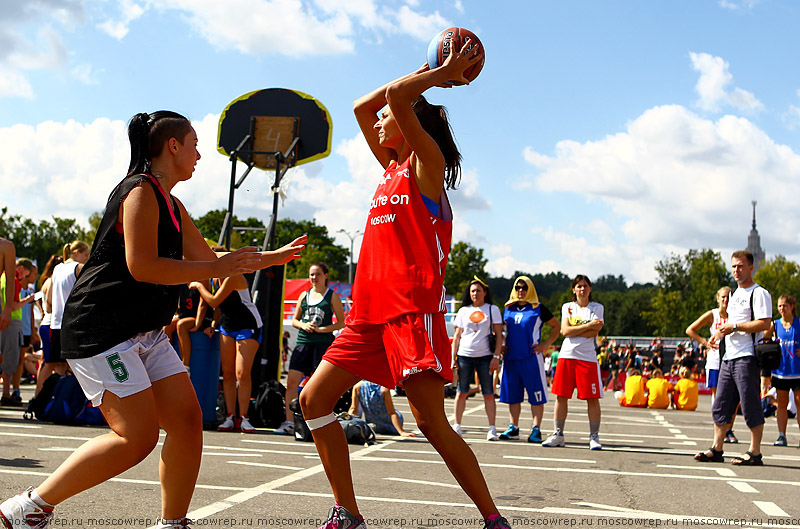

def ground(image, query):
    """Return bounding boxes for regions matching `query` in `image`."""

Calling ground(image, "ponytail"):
[62,243,71,261]
[63,240,89,261]
[411,96,461,190]
[127,111,193,177]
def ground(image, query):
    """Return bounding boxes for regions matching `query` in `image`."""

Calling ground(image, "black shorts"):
[22,335,31,348]
[46,328,67,364]
[289,342,332,376]
[771,376,800,392]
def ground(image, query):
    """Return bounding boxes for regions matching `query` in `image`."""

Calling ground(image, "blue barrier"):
[173,331,221,425]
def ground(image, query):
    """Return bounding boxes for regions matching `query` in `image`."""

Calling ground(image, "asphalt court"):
[2,384,800,529]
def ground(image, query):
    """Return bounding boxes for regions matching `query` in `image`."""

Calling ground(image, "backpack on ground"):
[25,373,105,426]
[248,379,286,428]
[290,397,313,442]
[24,373,62,421]
[336,412,376,446]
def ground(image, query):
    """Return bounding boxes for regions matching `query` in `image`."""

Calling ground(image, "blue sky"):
[2,0,800,284]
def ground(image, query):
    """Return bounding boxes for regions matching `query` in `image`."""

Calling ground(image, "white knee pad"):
[306,412,337,430]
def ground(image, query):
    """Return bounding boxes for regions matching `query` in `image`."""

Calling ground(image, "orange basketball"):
[426,27,485,86]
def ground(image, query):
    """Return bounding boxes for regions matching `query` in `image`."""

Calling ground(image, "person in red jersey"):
[298,45,510,529]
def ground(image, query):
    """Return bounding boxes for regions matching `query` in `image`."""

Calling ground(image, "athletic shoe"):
[483,515,512,529]
[452,423,462,437]
[0,396,21,407]
[273,421,295,435]
[0,487,54,529]
[217,415,235,432]
[774,434,788,447]
[527,426,542,443]
[486,428,499,442]
[724,430,738,443]
[541,431,565,447]
[239,417,256,434]
[319,504,366,529]
[589,433,602,450]
[498,424,519,440]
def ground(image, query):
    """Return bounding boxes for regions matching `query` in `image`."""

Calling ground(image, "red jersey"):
[348,157,452,324]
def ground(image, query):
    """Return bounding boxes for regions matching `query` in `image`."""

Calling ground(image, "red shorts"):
[552,358,604,400]
[323,312,453,388]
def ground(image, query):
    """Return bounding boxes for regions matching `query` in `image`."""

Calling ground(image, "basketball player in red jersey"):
[299,44,510,529]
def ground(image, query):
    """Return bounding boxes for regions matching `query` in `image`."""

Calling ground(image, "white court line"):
[0,423,41,429]
[239,438,314,447]
[0,431,93,441]
[579,437,643,444]
[163,440,398,529]
[227,461,302,471]
[657,464,737,477]
[202,452,262,457]
[503,455,596,464]
[383,477,461,489]
[350,455,800,487]
[668,441,698,446]
[0,468,246,491]
[728,481,759,493]
[669,428,682,433]
[754,501,789,516]
[261,490,800,528]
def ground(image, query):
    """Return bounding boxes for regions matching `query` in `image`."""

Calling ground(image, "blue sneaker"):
[774,434,788,447]
[527,425,541,443]
[498,424,519,440]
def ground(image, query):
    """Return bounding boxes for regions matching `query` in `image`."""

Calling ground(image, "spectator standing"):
[0,258,34,406]
[542,275,605,450]
[767,294,800,447]
[450,277,503,440]
[12,259,38,397]
[695,251,771,466]
[275,263,345,436]
[33,255,64,397]
[497,276,559,443]
[48,241,90,378]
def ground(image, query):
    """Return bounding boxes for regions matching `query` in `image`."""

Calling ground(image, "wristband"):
[493,355,501,359]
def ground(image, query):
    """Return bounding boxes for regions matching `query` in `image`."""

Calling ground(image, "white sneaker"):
[541,431,565,447]
[452,423,462,437]
[274,421,295,435]
[589,433,602,450]
[486,428,499,441]
[239,417,256,434]
[217,415,235,432]
[0,487,54,528]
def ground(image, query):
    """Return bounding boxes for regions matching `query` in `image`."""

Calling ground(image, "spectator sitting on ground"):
[673,366,699,411]
[349,380,416,437]
[616,368,646,407]
[646,368,673,409]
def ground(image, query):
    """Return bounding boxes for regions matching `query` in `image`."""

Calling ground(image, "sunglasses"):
[515,285,528,291]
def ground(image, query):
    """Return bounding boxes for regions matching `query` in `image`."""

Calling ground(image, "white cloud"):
[96,0,145,39]
[523,104,800,282]
[782,89,800,131]
[690,52,764,113]
[485,255,561,280]
[0,66,34,98]
[718,0,761,10]
[489,243,512,256]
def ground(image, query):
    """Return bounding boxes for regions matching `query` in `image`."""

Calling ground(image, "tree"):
[193,209,267,249]
[594,274,628,292]
[0,207,90,270]
[644,249,733,336]
[754,255,800,313]
[445,241,488,297]
[274,219,349,281]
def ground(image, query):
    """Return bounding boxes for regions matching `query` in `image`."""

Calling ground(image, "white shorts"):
[67,329,187,407]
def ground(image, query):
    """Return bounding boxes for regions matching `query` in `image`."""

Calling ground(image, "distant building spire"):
[747,200,765,273]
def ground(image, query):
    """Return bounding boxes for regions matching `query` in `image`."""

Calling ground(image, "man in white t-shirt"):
[695,251,772,466]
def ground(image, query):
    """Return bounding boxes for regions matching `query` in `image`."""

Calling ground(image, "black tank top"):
[60,174,182,358]
[177,284,200,319]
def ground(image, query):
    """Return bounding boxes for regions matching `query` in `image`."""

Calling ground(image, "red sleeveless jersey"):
[348,157,452,324]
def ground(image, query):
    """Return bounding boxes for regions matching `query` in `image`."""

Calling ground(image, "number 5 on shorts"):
[106,353,129,382]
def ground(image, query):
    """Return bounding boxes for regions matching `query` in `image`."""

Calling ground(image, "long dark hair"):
[570,274,593,302]
[411,96,461,190]
[39,254,63,285]
[127,111,193,176]
[461,279,492,307]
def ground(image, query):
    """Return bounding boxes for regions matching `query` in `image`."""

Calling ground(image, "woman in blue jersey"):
[191,272,262,434]
[768,294,800,447]
[498,276,560,443]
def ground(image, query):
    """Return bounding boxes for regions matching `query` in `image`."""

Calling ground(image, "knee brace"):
[306,412,337,430]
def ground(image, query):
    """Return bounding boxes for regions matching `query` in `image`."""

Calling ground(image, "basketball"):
[426,27,485,85]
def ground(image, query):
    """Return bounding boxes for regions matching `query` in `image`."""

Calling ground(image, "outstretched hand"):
[214,246,262,277]
[266,235,307,266]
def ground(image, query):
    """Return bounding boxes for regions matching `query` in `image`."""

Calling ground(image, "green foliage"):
[445,241,488,297]
[274,219,349,281]
[0,207,89,273]
[754,255,800,314]
[193,209,267,249]
[644,249,733,336]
